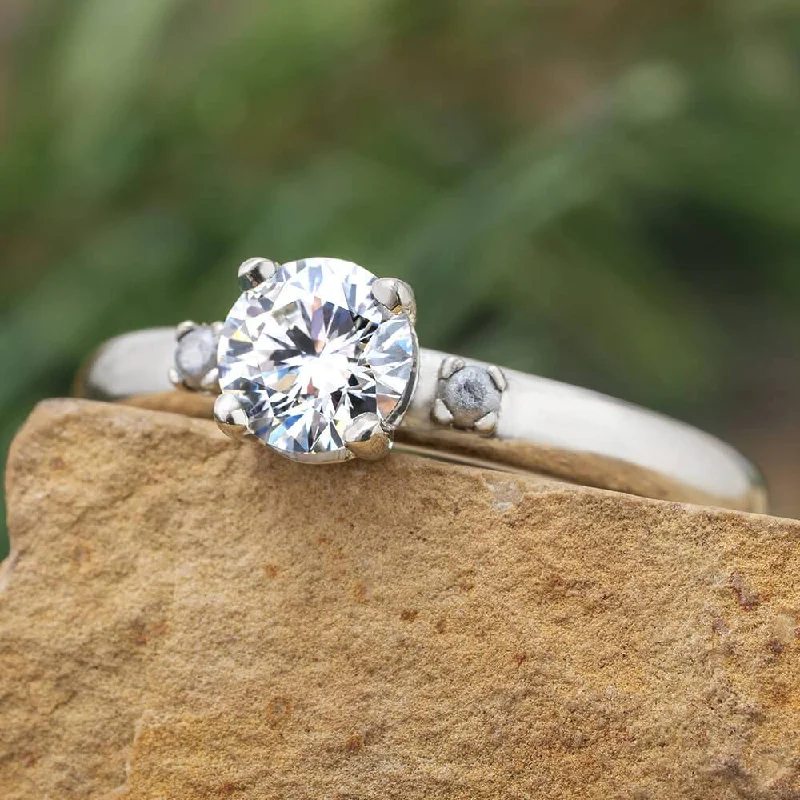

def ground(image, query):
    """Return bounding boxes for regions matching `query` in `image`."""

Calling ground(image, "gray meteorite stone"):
[440,365,502,429]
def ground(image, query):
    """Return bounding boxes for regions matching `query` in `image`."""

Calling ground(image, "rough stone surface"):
[2,400,800,800]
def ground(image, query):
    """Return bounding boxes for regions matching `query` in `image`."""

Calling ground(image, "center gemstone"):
[217,258,417,462]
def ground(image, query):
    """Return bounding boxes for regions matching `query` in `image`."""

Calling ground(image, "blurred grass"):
[2,0,800,556]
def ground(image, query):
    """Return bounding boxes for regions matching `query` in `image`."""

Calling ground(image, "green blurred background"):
[1,0,799,556]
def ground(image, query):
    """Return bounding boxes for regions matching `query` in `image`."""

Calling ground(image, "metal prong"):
[168,366,187,390]
[431,398,454,426]
[488,365,507,392]
[211,320,225,337]
[439,356,465,380]
[473,411,499,436]
[372,277,417,325]
[238,258,280,291]
[214,393,249,440]
[200,367,221,394]
[344,412,392,461]
[175,320,197,341]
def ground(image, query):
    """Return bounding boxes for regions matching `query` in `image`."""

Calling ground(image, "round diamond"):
[217,258,417,462]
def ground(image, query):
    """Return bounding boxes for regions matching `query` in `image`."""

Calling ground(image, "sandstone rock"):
[1,399,799,799]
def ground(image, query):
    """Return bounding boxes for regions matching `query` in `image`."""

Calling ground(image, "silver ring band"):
[75,326,767,513]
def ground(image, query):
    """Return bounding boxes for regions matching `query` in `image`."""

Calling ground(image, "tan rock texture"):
[2,399,800,800]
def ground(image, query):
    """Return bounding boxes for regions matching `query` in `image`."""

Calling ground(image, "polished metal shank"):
[75,328,768,513]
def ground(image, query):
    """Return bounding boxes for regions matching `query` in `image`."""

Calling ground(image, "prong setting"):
[214,393,250,440]
[440,356,465,380]
[488,365,508,392]
[473,411,499,435]
[168,366,186,390]
[237,258,280,291]
[344,412,393,462]
[175,320,197,341]
[431,398,454,426]
[372,277,417,325]
[200,367,220,394]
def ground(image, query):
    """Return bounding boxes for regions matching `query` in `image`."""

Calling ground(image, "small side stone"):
[440,364,503,429]
[174,326,218,381]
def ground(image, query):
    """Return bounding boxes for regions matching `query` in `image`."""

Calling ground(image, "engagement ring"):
[76,256,767,513]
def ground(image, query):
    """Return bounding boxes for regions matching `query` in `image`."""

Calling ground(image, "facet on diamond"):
[217,258,417,462]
